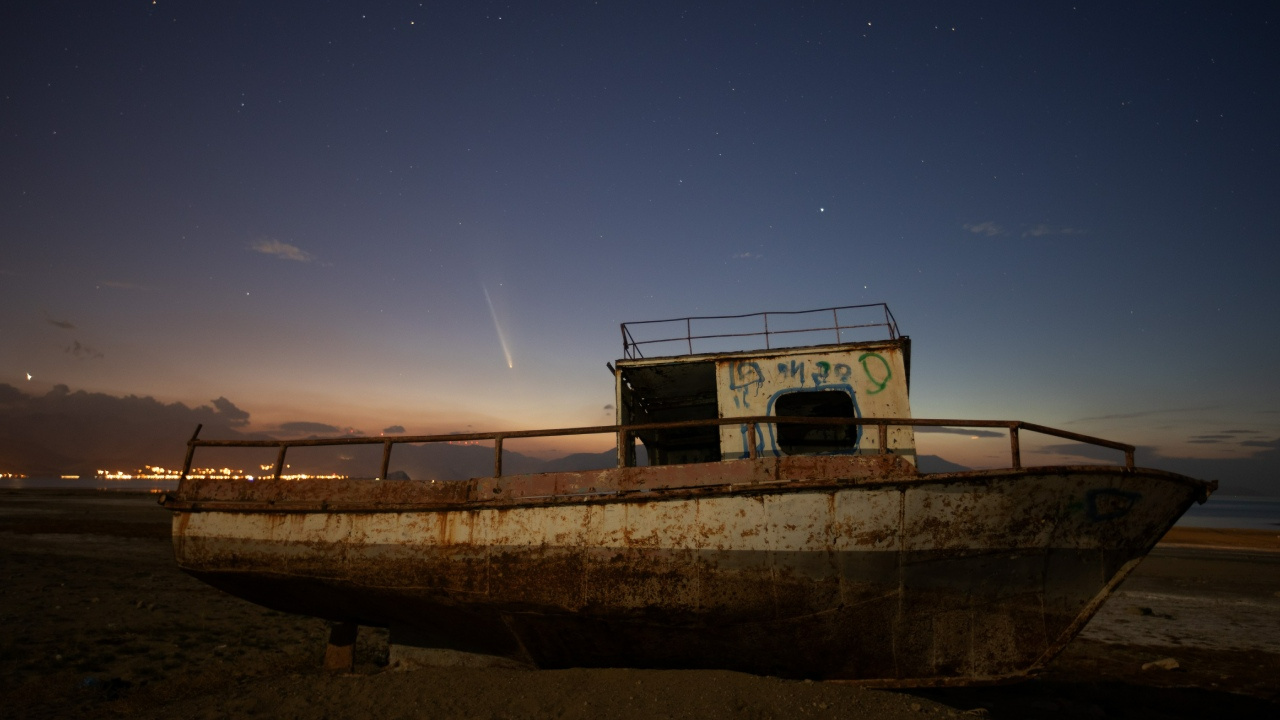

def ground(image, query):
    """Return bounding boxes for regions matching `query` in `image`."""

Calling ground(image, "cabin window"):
[774,390,858,455]
[618,361,721,465]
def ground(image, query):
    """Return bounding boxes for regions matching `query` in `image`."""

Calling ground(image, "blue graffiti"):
[732,384,862,459]
[728,361,765,409]
[809,361,827,385]
[770,359,854,388]
[805,361,853,386]
[776,360,807,385]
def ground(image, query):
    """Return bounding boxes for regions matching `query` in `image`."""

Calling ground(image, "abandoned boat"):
[161,304,1214,684]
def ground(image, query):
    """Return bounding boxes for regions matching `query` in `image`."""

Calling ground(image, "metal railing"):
[620,303,900,359]
[180,416,1135,484]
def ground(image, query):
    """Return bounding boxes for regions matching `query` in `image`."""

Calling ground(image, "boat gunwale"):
[160,463,1214,515]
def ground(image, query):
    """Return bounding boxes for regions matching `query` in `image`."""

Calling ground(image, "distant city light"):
[91,466,348,481]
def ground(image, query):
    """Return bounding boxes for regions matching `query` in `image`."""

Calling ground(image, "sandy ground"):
[1,490,1277,720]
[1160,526,1280,551]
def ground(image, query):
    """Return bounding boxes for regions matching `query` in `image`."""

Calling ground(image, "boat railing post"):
[1009,425,1022,469]
[379,440,392,480]
[273,445,288,480]
[178,423,202,493]
[1124,448,1135,469]
[877,422,888,454]
[747,423,758,459]
[181,424,202,480]
[494,436,503,477]
[686,318,693,355]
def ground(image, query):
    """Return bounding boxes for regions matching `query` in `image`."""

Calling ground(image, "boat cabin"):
[613,304,915,466]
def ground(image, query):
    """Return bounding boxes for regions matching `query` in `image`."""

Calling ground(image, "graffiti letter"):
[858,353,891,394]
[729,361,765,408]
[833,363,852,382]
[778,361,806,384]
[811,361,831,386]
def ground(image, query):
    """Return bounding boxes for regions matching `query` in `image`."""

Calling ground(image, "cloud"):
[1036,440,1280,495]
[1066,406,1215,423]
[0,383,261,475]
[382,425,405,434]
[47,318,75,330]
[1023,224,1085,238]
[1039,443,1144,463]
[914,426,1005,438]
[65,340,104,360]
[251,238,315,262]
[731,252,763,260]
[963,222,1087,239]
[279,421,341,434]
[963,221,1004,236]
[210,397,250,426]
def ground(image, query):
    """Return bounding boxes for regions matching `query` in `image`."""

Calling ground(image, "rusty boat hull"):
[164,454,1212,683]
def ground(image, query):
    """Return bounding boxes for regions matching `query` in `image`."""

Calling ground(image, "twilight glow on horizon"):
[2,3,1277,486]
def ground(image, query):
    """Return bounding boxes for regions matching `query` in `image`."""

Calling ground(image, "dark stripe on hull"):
[182,545,1143,681]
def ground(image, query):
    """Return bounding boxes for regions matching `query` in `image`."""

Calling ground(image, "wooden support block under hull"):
[323,621,358,672]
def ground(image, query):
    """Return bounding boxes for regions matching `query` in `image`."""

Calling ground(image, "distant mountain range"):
[0,382,972,480]
[2,383,1275,496]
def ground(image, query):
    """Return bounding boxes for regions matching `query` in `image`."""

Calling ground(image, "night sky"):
[3,2,1278,483]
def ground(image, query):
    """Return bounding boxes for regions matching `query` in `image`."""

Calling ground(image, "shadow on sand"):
[913,680,1279,720]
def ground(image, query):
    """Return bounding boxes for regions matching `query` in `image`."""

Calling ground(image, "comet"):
[483,284,514,369]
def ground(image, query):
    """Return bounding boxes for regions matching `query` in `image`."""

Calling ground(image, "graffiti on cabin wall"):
[720,349,910,460]
[728,361,765,409]
[774,360,854,387]
[858,352,892,394]
[732,354,893,407]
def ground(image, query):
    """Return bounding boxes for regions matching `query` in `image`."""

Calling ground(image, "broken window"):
[774,390,859,455]
[619,361,721,465]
